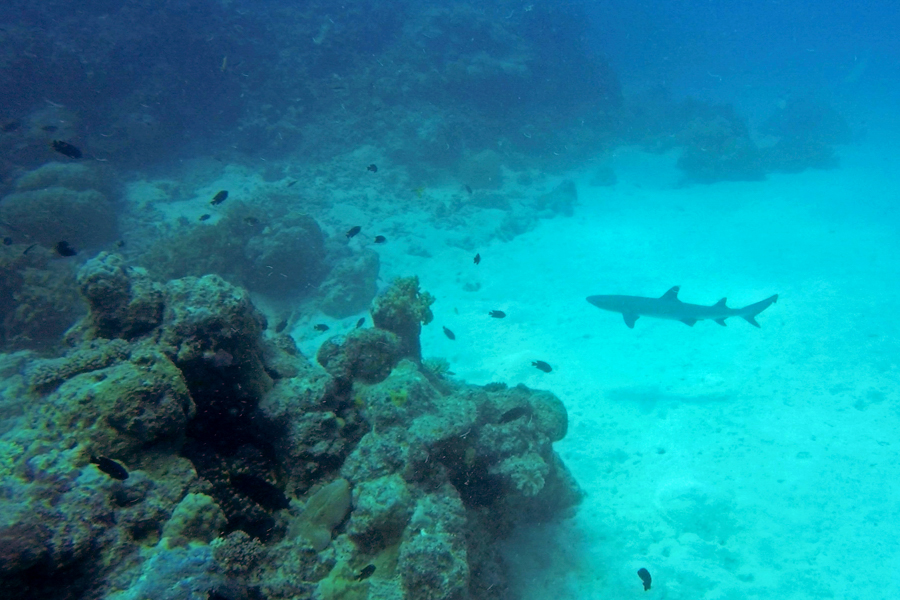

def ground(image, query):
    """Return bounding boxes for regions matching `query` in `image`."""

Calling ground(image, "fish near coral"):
[210,190,228,205]
[91,455,129,480]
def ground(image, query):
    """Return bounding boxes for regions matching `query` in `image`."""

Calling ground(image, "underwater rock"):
[143,206,327,299]
[0,245,85,351]
[0,186,117,249]
[161,493,227,547]
[348,473,413,549]
[316,328,402,385]
[761,96,852,146]
[77,252,165,339]
[533,179,578,217]
[675,109,766,184]
[15,161,110,195]
[318,249,380,319]
[38,345,195,456]
[371,276,435,362]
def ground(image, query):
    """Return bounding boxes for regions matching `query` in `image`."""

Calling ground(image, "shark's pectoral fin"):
[743,315,761,328]
[661,286,681,301]
[623,314,639,328]
[714,318,727,326]
[679,318,697,327]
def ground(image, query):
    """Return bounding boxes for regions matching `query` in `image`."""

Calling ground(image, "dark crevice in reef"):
[436,438,504,509]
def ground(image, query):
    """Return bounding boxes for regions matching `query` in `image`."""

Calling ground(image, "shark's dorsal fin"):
[661,286,680,301]
[714,297,727,308]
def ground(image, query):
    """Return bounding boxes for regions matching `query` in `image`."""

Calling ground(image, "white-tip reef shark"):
[586,286,778,328]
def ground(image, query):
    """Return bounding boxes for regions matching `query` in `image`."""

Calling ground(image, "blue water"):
[1,1,899,599]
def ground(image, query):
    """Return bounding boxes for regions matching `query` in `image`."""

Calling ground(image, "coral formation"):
[0,162,118,248]
[0,243,85,351]
[371,276,436,361]
[0,263,578,600]
[143,204,328,298]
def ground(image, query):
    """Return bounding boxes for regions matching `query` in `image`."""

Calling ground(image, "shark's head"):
[586,295,628,312]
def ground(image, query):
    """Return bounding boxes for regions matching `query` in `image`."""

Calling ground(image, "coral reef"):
[371,276,436,362]
[143,204,328,298]
[0,264,578,600]
[77,252,165,339]
[0,242,85,351]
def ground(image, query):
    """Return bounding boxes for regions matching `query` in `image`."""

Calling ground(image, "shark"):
[586,286,778,328]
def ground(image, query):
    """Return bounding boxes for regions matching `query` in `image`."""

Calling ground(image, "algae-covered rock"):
[348,473,413,549]
[316,328,402,384]
[162,493,226,546]
[399,527,468,600]
[39,345,195,457]
[371,276,435,361]
[77,252,165,339]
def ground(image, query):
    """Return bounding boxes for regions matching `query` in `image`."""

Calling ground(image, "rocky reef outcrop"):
[0,260,580,600]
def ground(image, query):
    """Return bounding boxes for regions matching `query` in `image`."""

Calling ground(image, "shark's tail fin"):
[741,294,778,327]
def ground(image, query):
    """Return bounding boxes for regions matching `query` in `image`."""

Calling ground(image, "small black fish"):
[2,236,11,246]
[51,140,82,159]
[23,243,37,255]
[55,241,77,257]
[367,164,378,173]
[532,360,552,373]
[499,406,531,424]
[199,214,211,221]
[42,125,58,133]
[356,564,376,581]
[230,473,291,511]
[91,456,129,480]
[489,310,506,318]
[314,323,329,332]
[286,180,298,187]
[346,226,361,239]
[443,326,456,340]
[115,240,126,248]
[356,317,365,328]
[210,190,228,205]
[1,120,20,132]
[637,568,652,591]
[473,253,481,265]
[373,235,386,244]
[465,184,473,194]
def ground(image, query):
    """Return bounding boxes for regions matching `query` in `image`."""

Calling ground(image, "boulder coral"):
[0,162,118,248]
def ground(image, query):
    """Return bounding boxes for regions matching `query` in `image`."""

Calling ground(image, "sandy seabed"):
[365,136,900,600]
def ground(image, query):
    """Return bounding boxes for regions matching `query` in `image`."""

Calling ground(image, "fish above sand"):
[587,286,778,328]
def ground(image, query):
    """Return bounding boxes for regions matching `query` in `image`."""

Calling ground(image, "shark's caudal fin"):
[741,294,778,328]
